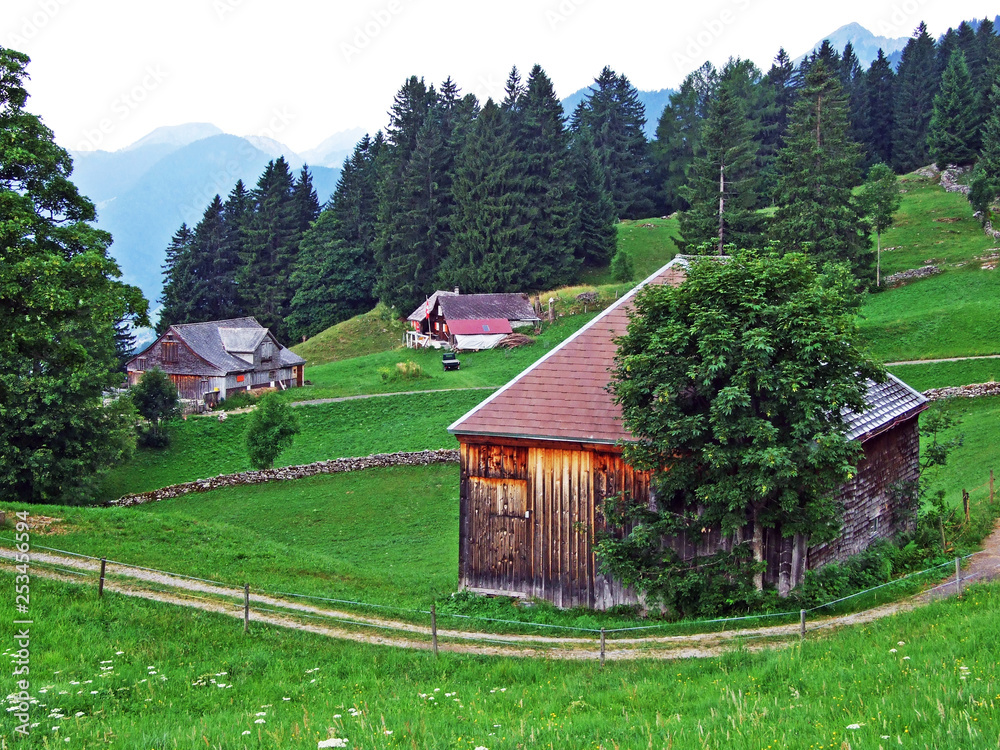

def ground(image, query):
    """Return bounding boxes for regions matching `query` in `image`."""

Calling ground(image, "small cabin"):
[126,317,305,406]
[405,290,540,350]
[447,257,928,609]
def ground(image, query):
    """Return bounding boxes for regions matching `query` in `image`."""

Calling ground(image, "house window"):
[161,342,178,363]
[260,342,274,362]
[135,357,147,371]
[268,370,276,380]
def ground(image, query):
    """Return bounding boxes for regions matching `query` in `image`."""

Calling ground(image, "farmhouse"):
[447,256,929,609]
[405,289,540,350]
[126,317,306,406]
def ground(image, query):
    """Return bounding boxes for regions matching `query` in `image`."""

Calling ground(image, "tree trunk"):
[752,506,764,591]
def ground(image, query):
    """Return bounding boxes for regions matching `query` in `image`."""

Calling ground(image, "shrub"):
[610,249,635,282]
[378,361,425,382]
[244,394,301,469]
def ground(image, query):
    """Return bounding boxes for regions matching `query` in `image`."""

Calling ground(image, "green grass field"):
[889,358,1000,391]
[3,571,999,749]
[290,303,409,366]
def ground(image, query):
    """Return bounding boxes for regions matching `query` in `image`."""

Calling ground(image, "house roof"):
[406,290,459,322]
[439,293,540,322]
[131,317,305,375]
[448,256,928,445]
[447,318,513,335]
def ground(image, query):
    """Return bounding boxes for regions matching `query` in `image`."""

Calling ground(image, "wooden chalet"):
[447,256,929,609]
[405,290,540,350]
[126,317,306,406]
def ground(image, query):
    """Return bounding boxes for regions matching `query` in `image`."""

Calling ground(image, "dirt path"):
[7,525,1000,660]
[289,386,497,408]
[886,354,1000,366]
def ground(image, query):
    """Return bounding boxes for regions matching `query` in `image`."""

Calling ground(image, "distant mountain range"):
[71,125,349,306]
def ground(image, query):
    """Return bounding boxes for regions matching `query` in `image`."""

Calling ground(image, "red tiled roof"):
[448,257,693,444]
[447,318,513,335]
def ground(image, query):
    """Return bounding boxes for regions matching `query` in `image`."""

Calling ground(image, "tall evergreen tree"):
[929,49,979,168]
[238,157,300,339]
[187,195,229,321]
[758,49,796,201]
[863,50,896,166]
[573,66,655,218]
[678,60,764,253]
[893,23,939,173]
[570,128,617,266]
[440,100,532,293]
[158,223,195,332]
[292,166,321,234]
[651,63,717,213]
[771,61,872,281]
[288,134,384,340]
[219,179,252,318]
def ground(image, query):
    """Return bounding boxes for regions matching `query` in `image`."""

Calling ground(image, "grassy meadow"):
[3,571,1000,749]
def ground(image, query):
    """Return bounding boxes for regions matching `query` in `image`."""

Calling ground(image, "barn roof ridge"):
[447,255,692,436]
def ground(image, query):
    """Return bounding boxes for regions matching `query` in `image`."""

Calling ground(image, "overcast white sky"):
[2,0,991,153]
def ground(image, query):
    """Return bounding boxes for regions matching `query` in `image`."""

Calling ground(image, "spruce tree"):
[292,166,321,234]
[929,50,979,168]
[187,194,229,322]
[758,49,796,201]
[771,61,872,281]
[893,23,939,173]
[863,50,896,166]
[288,134,384,340]
[570,128,616,266]
[679,61,763,253]
[440,99,532,293]
[219,180,251,318]
[573,66,655,219]
[158,223,195,332]
[651,63,718,213]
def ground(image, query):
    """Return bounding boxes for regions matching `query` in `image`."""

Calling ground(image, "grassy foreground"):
[2,571,999,749]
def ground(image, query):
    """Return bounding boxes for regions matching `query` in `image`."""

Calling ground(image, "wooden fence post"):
[800,610,806,640]
[98,558,106,598]
[963,490,970,524]
[244,584,250,633]
[956,558,962,596]
[431,603,438,657]
[600,628,606,666]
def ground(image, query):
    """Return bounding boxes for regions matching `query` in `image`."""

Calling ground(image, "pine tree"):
[510,64,579,288]
[440,100,532,293]
[570,128,616,266]
[771,61,872,281]
[573,66,655,219]
[893,23,939,173]
[651,63,717,213]
[288,134,384,340]
[187,194,229,321]
[238,157,300,338]
[863,50,896,166]
[679,61,764,253]
[969,79,1000,221]
[292,166,321,234]
[158,223,195,332]
[929,50,979,168]
[757,49,796,201]
[219,180,252,318]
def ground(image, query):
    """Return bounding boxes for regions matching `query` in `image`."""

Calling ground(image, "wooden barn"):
[447,256,929,609]
[126,317,306,406]
[405,290,540,350]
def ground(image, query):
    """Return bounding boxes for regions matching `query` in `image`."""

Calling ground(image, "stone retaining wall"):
[923,382,1000,402]
[108,449,461,507]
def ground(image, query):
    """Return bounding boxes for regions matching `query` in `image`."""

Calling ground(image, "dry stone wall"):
[108,449,460,507]
[923,382,1000,401]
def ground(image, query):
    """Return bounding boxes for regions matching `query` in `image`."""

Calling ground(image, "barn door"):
[468,476,532,595]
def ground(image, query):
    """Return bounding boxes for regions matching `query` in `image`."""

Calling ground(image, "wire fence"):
[0,536,990,651]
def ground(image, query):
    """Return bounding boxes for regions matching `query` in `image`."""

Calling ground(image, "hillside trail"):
[6,521,1000,660]
[885,353,1000,366]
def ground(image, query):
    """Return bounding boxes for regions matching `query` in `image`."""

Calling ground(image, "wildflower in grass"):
[283,697,291,701]
[255,718,266,724]
[334,714,342,718]
[255,712,267,716]
[897,641,905,646]
[318,739,348,748]
[75,712,84,717]
[889,648,897,653]
[383,730,392,735]
[903,656,911,661]
[115,651,124,655]
[242,731,251,736]
[846,723,863,729]
[475,746,489,750]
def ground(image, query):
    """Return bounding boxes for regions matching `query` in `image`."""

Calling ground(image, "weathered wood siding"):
[459,439,646,610]
[459,416,921,609]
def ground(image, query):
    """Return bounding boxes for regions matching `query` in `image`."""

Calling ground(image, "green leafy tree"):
[245,393,300,470]
[860,163,903,286]
[603,252,883,611]
[0,46,148,503]
[929,50,979,169]
[771,60,872,282]
[131,368,179,447]
[679,60,764,253]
